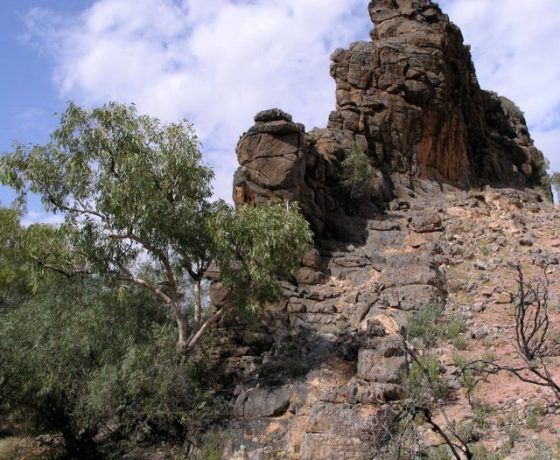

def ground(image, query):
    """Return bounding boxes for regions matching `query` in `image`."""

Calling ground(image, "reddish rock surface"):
[217,1,557,459]
[233,0,549,237]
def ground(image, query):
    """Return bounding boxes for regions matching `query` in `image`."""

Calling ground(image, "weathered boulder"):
[357,351,407,383]
[233,110,329,235]
[234,385,300,419]
[232,0,549,238]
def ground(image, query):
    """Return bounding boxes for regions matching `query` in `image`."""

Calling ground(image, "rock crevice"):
[217,1,551,458]
[233,0,548,237]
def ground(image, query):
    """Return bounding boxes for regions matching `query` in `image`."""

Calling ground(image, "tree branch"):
[186,307,226,350]
[30,255,91,278]
[115,262,173,305]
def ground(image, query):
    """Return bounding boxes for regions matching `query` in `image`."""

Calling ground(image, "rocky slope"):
[215,187,560,460]
[212,1,557,459]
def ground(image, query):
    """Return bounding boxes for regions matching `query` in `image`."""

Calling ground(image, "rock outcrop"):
[233,0,549,237]
[215,1,553,459]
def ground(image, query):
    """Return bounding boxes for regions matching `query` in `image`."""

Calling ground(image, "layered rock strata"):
[215,0,551,458]
[215,187,551,459]
[217,196,449,459]
[233,0,549,237]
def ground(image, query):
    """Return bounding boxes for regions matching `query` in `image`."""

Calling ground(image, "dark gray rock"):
[410,211,444,233]
[357,351,407,383]
[235,386,295,418]
[254,108,293,123]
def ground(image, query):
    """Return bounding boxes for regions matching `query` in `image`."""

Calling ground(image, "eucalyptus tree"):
[0,207,31,308]
[1,102,312,353]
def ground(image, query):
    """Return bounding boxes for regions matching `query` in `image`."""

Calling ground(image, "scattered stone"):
[519,236,535,246]
[495,292,511,304]
[471,327,489,340]
[474,260,489,271]
[410,211,444,233]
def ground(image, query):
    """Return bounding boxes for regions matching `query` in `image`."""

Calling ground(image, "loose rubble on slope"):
[214,188,560,459]
[209,0,558,459]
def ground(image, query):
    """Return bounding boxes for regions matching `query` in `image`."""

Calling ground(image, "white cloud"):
[23,0,560,206]
[24,0,371,202]
[21,211,65,227]
[440,0,560,172]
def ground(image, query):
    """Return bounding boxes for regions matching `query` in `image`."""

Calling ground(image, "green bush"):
[0,276,225,458]
[470,444,508,460]
[526,402,545,431]
[407,305,467,348]
[472,401,495,431]
[340,144,372,202]
[504,412,522,447]
[406,304,444,346]
[403,353,448,403]
[441,314,466,340]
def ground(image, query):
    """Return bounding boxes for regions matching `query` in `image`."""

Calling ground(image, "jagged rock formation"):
[233,0,549,238]
[215,1,553,459]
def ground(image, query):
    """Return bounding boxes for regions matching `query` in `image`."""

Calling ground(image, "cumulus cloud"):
[23,0,371,202]
[23,0,560,204]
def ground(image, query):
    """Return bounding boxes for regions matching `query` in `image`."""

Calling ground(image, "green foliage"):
[532,157,553,201]
[453,353,480,394]
[526,401,545,430]
[1,103,214,267]
[406,304,444,346]
[425,445,452,460]
[403,353,448,404]
[503,412,522,447]
[0,103,314,455]
[197,430,226,460]
[470,444,508,460]
[472,401,494,431]
[211,202,312,311]
[340,144,372,201]
[0,102,218,347]
[452,335,469,350]
[1,102,313,351]
[0,273,224,457]
[525,440,560,460]
[407,305,466,349]
[440,314,466,341]
[0,208,31,308]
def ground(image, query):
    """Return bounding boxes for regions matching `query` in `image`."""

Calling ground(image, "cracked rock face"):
[232,0,549,237]
[217,1,553,458]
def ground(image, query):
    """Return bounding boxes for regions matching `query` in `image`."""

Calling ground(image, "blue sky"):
[1,0,559,223]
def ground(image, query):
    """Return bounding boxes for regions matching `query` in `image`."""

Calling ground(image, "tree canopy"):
[0,223,224,457]
[0,102,313,353]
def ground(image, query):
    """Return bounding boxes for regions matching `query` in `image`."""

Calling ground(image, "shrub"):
[407,305,467,349]
[441,314,466,340]
[504,412,522,447]
[526,402,545,431]
[0,276,225,458]
[404,353,448,402]
[472,401,495,430]
[340,144,372,202]
[406,304,444,346]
